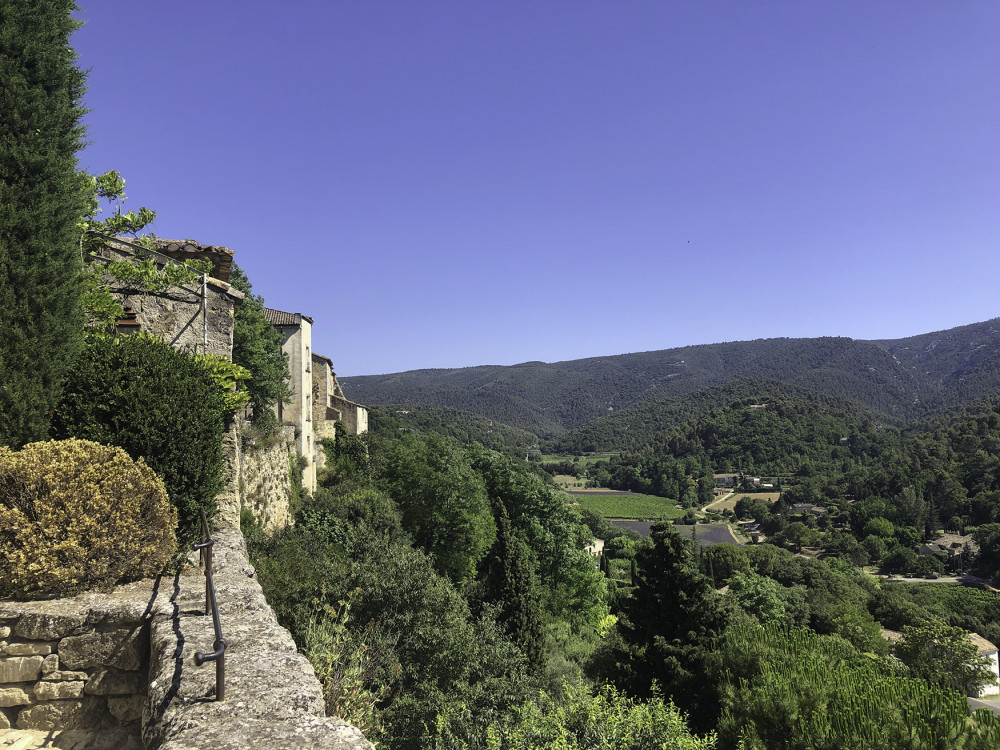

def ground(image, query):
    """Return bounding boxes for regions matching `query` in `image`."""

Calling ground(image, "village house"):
[97,236,368,497]
[97,236,243,359]
[264,307,368,493]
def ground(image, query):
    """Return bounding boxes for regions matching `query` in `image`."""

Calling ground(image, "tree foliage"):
[617,523,729,729]
[229,262,291,430]
[717,621,1000,750]
[377,433,496,583]
[0,0,88,447]
[486,681,716,750]
[52,332,227,537]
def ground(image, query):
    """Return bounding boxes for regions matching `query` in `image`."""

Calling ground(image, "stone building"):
[97,236,243,359]
[264,307,368,493]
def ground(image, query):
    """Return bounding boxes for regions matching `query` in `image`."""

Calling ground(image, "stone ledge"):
[143,529,374,750]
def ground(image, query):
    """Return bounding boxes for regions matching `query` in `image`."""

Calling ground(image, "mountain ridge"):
[342,317,1000,440]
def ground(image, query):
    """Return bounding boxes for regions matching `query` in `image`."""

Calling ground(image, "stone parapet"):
[0,530,372,749]
[0,584,154,737]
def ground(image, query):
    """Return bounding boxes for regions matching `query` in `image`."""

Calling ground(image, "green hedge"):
[53,332,227,537]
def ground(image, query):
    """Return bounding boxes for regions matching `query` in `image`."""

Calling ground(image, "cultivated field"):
[567,491,686,520]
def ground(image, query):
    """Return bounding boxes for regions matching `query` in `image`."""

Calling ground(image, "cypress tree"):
[620,521,729,730]
[0,0,88,447]
[483,512,545,669]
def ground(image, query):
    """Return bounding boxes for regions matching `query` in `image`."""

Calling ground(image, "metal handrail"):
[191,508,228,701]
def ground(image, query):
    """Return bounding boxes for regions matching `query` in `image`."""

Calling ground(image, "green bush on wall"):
[53,332,227,537]
[0,439,178,598]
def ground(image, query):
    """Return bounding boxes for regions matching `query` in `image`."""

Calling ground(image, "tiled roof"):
[264,308,314,326]
[312,352,335,367]
[150,238,234,282]
[970,633,998,655]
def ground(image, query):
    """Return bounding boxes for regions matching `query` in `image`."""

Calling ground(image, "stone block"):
[85,668,145,696]
[108,694,144,724]
[0,627,9,638]
[0,685,33,707]
[0,656,43,683]
[34,680,85,700]
[14,613,85,640]
[16,696,105,730]
[3,641,55,656]
[41,654,59,674]
[0,708,9,729]
[59,626,147,671]
[41,670,89,682]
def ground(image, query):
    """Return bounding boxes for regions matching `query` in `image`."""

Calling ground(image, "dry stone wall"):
[217,418,294,532]
[0,531,373,749]
[0,588,152,742]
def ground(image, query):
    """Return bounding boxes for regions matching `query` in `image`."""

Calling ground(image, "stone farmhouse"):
[264,307,368,493]
[97,236,244,359]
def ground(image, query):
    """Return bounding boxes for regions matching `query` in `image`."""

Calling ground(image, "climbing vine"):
[79,170,212,330]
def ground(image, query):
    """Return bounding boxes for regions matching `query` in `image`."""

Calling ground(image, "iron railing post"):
[191,508,227,701]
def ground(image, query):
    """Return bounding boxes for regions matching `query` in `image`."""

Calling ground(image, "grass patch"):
[541,453,614,468]
[568,491,685,520]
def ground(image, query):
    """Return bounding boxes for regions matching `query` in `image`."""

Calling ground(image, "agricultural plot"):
[674,523,741,547]
[569,491,685,520]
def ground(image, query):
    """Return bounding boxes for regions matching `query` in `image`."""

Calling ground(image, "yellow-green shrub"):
[0,439,177,598]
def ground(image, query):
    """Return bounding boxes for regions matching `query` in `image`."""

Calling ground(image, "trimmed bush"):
[53,332,227,537]
[0,439,177,598]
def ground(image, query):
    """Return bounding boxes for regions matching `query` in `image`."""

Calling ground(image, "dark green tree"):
[618,522,729,729]
[896,620,997,696]
[229,263,291,431]
[378,433,496,583]
[0,0,88,447]
[52,332,227,537]
[480,512,545,669]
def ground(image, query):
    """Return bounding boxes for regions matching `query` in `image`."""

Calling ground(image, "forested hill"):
[342,317,1000,439]
[547,379,895,454]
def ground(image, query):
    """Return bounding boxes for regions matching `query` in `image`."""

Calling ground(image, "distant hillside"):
[368,404,538,451]
[546,378,896,454]
[341,318,1000,440]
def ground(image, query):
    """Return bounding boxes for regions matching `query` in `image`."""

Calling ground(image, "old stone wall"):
[0,532,373,749]
[98,241,244,360]
[114,284,241,360]
[218,418,294,533]
[0,588,152,745]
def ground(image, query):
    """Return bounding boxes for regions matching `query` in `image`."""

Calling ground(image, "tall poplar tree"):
[0,0,88,447]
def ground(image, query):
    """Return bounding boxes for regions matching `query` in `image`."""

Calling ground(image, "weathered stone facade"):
[217,417,294,533]
[312,353,368,474]
[0,532,373,750]
[97,238,244,360]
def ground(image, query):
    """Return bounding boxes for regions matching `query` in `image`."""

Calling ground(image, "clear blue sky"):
[73,1,1000,376]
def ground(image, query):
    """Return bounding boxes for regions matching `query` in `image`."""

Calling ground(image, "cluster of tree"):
[246,429,616,749]
[588,453,715,508]
[546,379,890,455]
[589,521,1000,748]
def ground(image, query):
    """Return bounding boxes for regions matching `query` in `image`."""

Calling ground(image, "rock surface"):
[143,529,373,749]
